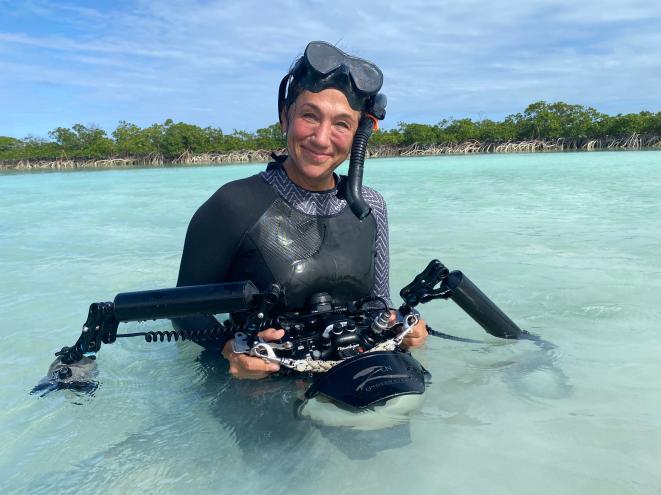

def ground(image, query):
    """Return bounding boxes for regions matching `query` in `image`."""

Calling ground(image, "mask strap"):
[366,114,379,132]
[277,74,291,125]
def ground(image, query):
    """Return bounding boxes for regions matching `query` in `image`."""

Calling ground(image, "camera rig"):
[41,259,535,408]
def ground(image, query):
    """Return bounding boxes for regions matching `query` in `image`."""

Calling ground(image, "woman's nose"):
[311,121,332,148]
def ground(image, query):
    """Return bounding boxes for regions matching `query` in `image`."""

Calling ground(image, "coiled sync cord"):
[116,326,228,343]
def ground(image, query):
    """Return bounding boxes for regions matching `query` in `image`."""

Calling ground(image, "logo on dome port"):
[352,365,409,392]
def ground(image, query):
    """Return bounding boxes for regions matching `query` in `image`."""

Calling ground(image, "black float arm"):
[55,281,261,364]
[400,259,529,340]
[113,281,260,321]
[440,270,529,340]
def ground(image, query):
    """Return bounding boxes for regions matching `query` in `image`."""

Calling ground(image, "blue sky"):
[1,0,659,139]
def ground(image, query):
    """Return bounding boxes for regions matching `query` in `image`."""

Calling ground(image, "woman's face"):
[282,88,361,190]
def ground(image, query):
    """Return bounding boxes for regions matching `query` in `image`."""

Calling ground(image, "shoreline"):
[2,134,659,171]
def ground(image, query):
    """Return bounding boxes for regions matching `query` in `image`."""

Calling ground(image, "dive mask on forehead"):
[278,41,386,118]
[300,41,383,107]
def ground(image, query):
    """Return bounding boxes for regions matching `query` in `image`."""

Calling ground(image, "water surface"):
[1,151,660,494]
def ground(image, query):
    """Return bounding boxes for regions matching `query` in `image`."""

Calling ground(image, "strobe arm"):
[55,301,118,364]
[399,259,452,307]
[400,259,529,340]
[55,281,262,364]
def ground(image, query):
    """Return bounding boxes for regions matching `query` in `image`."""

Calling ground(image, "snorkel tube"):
[345,94,387,220]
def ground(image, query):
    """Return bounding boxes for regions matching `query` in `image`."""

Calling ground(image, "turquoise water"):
[1,152,660,494]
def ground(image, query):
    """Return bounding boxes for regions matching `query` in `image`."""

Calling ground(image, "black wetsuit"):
[174,161,390,350]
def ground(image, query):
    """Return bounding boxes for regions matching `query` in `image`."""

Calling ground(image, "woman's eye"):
[302,113,317,121]
[335,121,351,130]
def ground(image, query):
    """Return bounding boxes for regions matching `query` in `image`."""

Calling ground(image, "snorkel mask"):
[278,41,387,220]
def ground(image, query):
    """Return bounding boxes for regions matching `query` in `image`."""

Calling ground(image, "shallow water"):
[1,151,660,494]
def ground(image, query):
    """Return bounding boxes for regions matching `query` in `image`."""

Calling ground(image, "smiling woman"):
[281,89,360,190]
[172,41,428,379]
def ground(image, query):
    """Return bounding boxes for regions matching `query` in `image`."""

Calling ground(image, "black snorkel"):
[344,94,387,219]
[278,41,387,220]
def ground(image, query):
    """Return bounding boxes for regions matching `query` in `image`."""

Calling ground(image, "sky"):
[1,0,659,139]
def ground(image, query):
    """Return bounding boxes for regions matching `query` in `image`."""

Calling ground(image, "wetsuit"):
[174,161,390,350]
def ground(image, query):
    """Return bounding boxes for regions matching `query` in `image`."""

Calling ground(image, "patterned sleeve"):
[362,187,391,306]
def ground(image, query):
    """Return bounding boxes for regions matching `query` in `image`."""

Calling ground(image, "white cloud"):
[1,0,660,137]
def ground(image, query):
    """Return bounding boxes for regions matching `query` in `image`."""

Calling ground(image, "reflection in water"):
[413,335,573,429]
[25,346,420,493]
[463,336,573,401]
[195,350,414,463]
[499,339,573,401]
[30,356,99,398]
[22,335,571,493]
[20,337,574,495]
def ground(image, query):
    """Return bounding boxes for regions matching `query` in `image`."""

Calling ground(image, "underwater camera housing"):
[38,259,534,409]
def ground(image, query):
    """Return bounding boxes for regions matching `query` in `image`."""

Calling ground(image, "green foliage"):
[510,101,605,139]
[254,124,287,150]
[223,129,254,151]
[1,103,660,162]
[440,118,479,142]
[112,121,157,156]
[0,135,60,160]
[204,126,225,152]
[399,122,439,145]
[596,111,661,137]
[161,121,210,156]
[46,124,114,158]
[48,127,78,149]
[475,118,517,141]
[371,128,404,147]
[0,136,21,153]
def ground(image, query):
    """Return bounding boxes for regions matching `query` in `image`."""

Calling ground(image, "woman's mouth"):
[301,145,331,163]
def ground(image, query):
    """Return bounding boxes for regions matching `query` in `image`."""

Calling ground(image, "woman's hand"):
[400,318,429,349]
[221,328,285,379]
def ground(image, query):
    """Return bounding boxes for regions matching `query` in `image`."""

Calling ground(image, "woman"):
[175,41,428,379]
